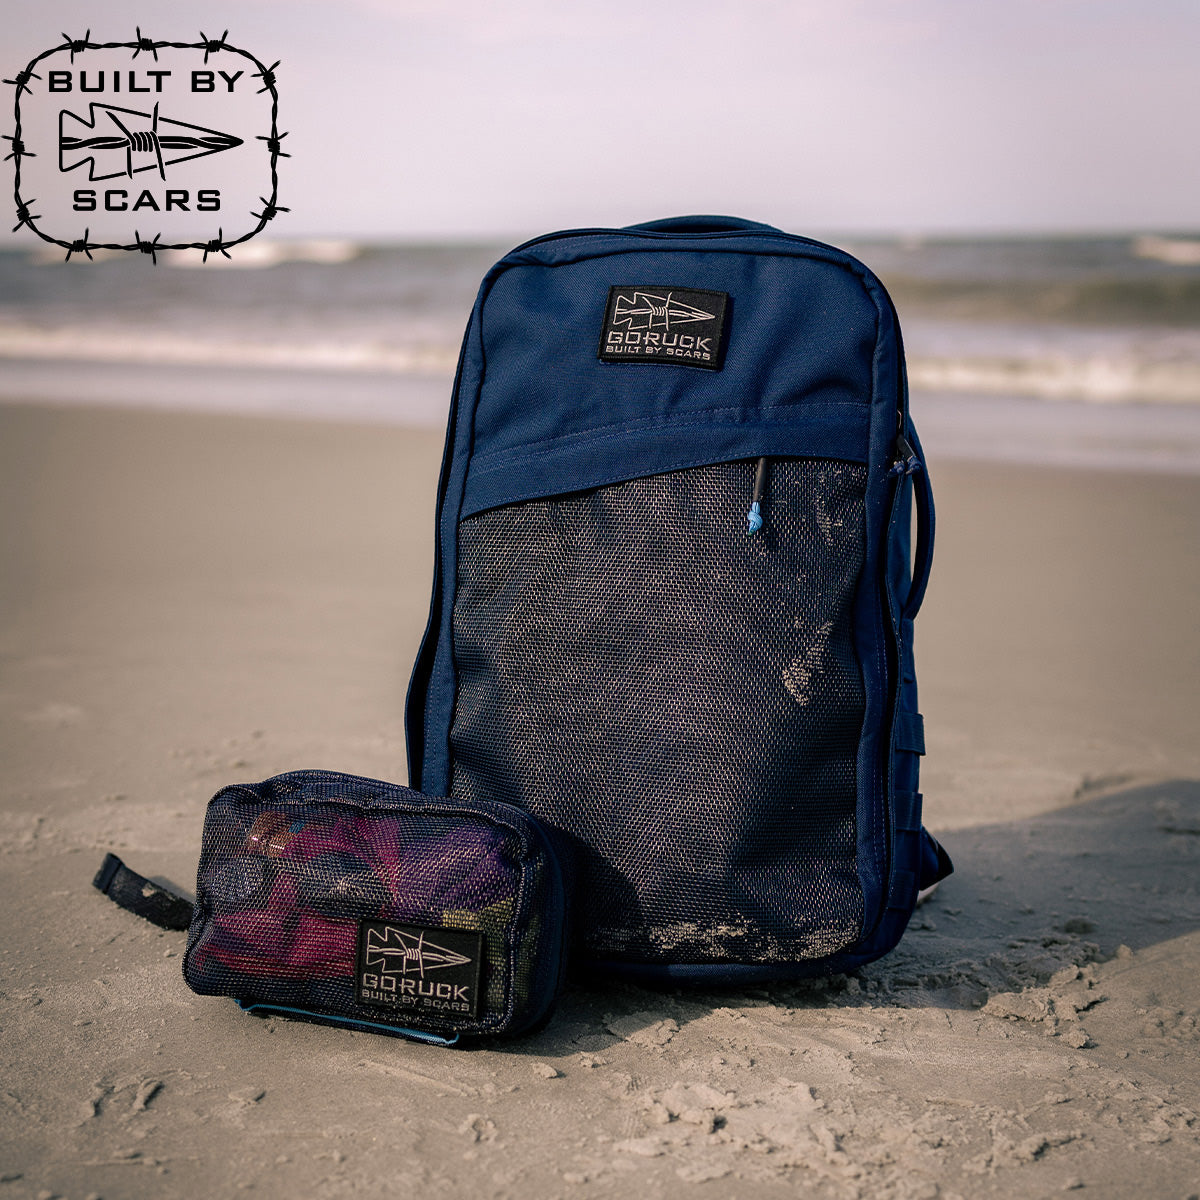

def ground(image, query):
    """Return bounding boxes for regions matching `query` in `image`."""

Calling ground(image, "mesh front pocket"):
[450,459,868,963]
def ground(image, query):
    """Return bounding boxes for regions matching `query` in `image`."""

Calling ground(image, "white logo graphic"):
[364,926,472,978]
[612,291,716,331]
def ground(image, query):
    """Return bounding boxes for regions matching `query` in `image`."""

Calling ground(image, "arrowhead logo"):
[59,101,243,182]
[612,290,716,331]
[365,925,473,977]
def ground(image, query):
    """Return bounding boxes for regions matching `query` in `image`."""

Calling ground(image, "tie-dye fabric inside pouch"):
[183,770,570,1045]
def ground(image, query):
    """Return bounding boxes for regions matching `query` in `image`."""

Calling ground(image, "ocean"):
[3,233,1200,471]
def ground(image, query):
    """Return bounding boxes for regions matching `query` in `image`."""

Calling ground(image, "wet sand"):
[1,402,1197,1199]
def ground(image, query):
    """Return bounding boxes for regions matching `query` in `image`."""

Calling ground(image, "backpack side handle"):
[627,215,780,236]
[902,441,935,621]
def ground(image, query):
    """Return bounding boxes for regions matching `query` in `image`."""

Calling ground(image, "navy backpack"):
[406,215,952,983]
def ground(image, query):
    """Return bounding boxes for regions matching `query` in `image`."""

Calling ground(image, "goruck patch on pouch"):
[355,920,484,1019]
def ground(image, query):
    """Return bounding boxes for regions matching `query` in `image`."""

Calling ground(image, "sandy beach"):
[1,400,1198,1199]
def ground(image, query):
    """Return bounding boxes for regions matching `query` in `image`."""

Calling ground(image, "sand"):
[1,401,1198,1199]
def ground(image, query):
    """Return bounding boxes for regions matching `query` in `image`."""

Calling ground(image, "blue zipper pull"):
[746,457,768,535]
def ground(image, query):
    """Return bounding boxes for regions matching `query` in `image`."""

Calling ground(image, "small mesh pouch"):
[183,770,569,1045]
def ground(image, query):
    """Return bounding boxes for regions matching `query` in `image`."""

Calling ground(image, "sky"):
[4,0,1198,242]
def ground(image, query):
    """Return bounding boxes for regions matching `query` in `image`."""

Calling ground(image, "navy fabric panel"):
[869,410,938,952]
[893,789,922,835]
[893,751,921,813]
[899,619,917,680]
[896,711,926,756]
[848,295,900,942]
[472,250,879,467]
[418,302,490,796]
[405,315,478,788]
[890,868,918,911]
[460,406,869,518]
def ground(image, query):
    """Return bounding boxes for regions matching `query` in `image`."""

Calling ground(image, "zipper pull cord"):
[746,456,769,535]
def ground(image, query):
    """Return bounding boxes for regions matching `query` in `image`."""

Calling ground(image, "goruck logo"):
[599,284,730,370]
[6,29,285,261]
[355,921,484,1019]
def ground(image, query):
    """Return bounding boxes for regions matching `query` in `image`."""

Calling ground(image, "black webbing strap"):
[92,852,194,931]
[919,829,954,889]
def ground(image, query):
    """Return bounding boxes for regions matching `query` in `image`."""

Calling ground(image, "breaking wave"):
[0,323,459,376]
[907,354,1200,405]
[885,275,1200,327]
[4,234,1200,405]
[4,323,1199,404]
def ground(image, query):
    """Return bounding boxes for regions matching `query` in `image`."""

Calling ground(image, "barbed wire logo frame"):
[5,29,287,263]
